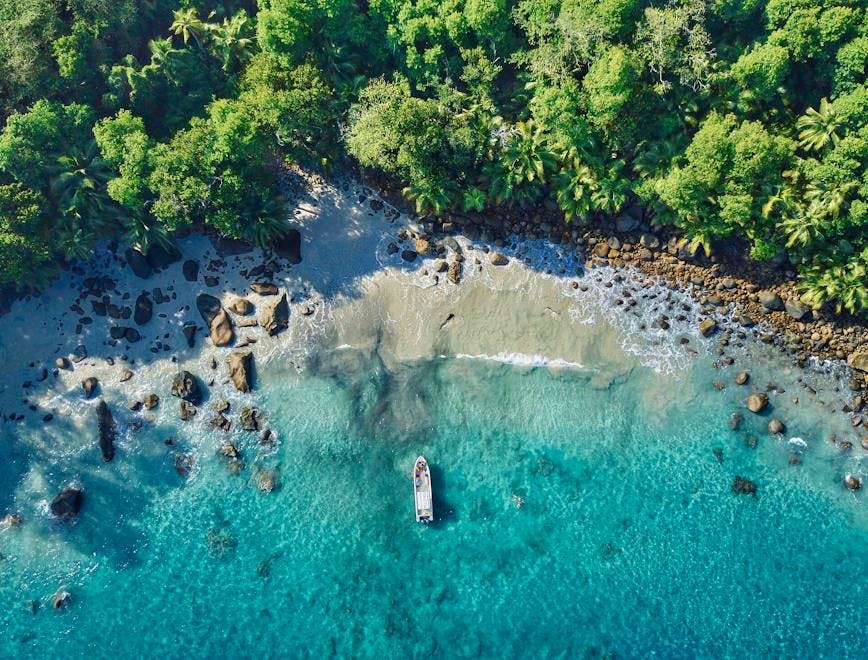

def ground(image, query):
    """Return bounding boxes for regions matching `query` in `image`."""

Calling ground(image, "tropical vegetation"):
[0,0,865,314]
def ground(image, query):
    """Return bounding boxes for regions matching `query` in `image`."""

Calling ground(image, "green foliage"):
[0,183,55,288]
[0,0,865,313]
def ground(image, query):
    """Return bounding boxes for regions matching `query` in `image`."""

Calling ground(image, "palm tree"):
[47,142,114,229]
[122,214,174,255]
[797,98,840,153]
[554,165,596,222]
[170,8,214,49]
[210,13,256,72]
[244,195,288,249]
[403,180,453,215]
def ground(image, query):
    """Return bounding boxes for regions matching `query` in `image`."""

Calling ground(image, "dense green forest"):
[0,0,865,313]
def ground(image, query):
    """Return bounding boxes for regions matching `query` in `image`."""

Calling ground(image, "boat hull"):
[413,456,433,523]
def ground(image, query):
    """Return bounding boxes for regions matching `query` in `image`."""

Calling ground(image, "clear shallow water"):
[1,344,867,658]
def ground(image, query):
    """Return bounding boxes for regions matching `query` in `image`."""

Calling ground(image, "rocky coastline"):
[362,172,868,407]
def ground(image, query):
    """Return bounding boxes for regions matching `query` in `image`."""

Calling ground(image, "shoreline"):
[0,170,865,452]
[361,171,868,395]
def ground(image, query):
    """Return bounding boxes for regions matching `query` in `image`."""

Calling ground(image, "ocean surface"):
[0,187,866,656]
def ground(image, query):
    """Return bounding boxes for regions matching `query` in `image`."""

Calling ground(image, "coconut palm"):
[796,98,840,153]
[403,180,453,215]
[47,142,114,230]
[210,13,256,72]
[554,164,596,222]
[170,8,214,49]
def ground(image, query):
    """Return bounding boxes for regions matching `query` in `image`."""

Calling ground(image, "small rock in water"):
[844,474,862,491]
[50,487,83,520]
[768,419,786,435]
[171,371,202,405]
[489,253,508,266]
[143,394,159,410]
[735,372,750,386]
[699,319,717,337]
[746,393,769,413]
[119,368,134,382]
[81,377,99,399]
[52,589,72,610]
[239,406,260,431]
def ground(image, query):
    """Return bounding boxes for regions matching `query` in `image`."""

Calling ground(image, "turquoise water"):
[1,341,867,657]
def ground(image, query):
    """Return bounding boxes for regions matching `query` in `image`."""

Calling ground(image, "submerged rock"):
[260,293,289,336]
[171,370,202,405]
[746,393,769,413]
[256,468,280,493]
[732,476,757,496]
[50,487,83,520]
[96,400,116,462]
[228,351,253,393]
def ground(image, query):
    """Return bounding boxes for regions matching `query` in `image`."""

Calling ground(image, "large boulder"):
[96,400,116,462]
[133,293,153,325]
[228,351,253,393]
[209,308,234,347]
[50,487,83,520]
[746,392,769,413]
[260,293,289,336]
[171,370,203,405]
[848,350,868,372]
[196,293,222,325]
[125,248,152,279]
[758,290,784,312]
[273,229,302,264]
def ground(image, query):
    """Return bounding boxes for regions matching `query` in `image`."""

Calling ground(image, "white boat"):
[413,456,433,523]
